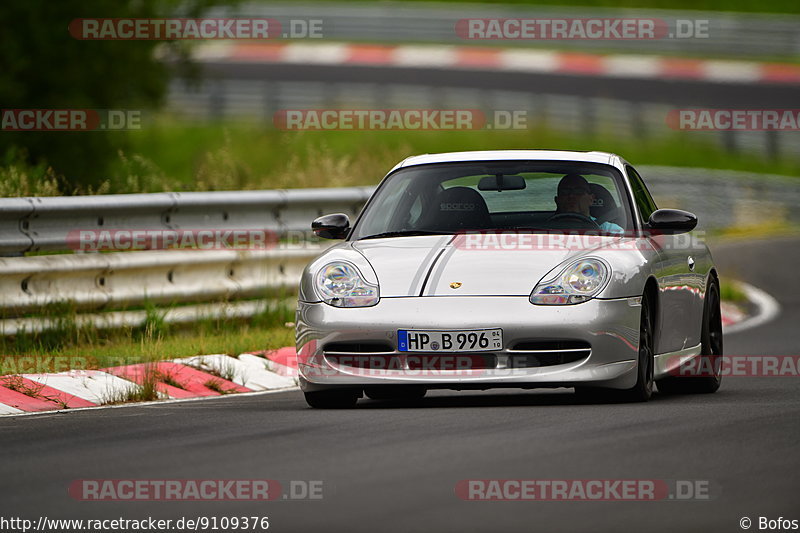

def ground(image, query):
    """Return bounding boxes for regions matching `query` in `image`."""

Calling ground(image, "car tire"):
[619,291,655,402]
[657,279,723,395]
[364,386,426,401]
[575,292,655,403]
[303,389,360,409]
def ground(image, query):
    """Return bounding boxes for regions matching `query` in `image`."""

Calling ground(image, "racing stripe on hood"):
[420,239,459,296]
[407,235,454,295]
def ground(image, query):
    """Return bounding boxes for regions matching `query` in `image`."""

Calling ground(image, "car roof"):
[391,150,620,172]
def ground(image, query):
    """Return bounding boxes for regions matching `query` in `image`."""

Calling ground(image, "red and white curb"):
[721,281,780,335]
[0,282,778,416]
[0,349,299,416]
[721,302,745,328]
[193,42,800,85]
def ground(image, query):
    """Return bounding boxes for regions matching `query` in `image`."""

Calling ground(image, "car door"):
[627,165,702,353]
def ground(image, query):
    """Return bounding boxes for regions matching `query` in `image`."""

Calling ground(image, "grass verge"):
[102,366,162,405]
[3,119,798,196]
[719,279,747,303]
[0,300,296,372]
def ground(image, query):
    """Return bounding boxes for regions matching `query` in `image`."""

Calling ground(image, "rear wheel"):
[657,279,723,394]
[304,389,360,409]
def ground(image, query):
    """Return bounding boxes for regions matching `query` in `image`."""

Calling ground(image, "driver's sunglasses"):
[558,187,590,196]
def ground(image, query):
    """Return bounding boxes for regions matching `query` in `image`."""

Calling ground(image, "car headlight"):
[530,258,610,305]
[315,262,379,307]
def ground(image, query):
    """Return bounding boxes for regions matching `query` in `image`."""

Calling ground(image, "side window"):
[626,166,658,222]
[355,176,413,236]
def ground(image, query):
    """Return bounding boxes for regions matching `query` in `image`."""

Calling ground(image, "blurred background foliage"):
[0,0,220,193]
[1,0,797,196]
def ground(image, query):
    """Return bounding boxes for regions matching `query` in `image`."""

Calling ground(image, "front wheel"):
[575,292,654,403]
[619,291,655,402]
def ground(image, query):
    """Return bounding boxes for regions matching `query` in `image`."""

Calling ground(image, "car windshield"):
[351,161,634,239]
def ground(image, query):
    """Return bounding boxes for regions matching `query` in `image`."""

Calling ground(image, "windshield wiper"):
[359,230,454,240]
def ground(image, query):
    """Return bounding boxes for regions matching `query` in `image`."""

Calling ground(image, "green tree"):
[0,0,212,192]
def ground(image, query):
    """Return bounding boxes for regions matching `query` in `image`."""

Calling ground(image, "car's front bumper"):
[296,296,642,392]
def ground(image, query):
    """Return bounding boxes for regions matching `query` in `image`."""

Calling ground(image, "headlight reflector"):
[315,262,379,307]
[530,258,609,305]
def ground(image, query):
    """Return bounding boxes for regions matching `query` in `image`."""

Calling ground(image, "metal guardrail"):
[212,2,800,59]
[0,247,324,316]
[0,187,373,254]
[1,169,797,333]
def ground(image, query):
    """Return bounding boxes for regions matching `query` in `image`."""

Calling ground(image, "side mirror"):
[312,213,350,239]
[646,209,697,234]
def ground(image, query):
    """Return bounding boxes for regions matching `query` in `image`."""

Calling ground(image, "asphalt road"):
[1,236,798,533]
[202,62,800,107]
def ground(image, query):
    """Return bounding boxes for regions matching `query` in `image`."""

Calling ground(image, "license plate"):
[398,329,503,352]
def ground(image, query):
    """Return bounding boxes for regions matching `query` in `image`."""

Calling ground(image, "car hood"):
[353,233,627,297]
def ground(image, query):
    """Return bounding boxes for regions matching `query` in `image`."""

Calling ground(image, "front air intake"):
[507,340,591,368]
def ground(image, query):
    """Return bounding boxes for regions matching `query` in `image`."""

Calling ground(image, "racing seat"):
[427,186,492,231]
[589,183,621,225]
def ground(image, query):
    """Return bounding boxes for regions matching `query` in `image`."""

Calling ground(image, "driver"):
[554,174,624,234]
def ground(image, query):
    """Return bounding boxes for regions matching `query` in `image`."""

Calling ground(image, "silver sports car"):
[296,150,722,408]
